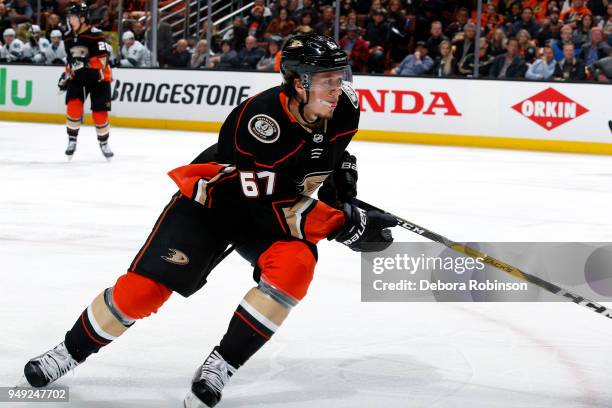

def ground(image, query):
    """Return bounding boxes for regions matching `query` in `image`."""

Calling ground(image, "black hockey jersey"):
[64,26,111,82]
[169,85,360,245]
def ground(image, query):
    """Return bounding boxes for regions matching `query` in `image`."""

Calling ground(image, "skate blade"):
[184,390,211,408]
[66,155,74,161]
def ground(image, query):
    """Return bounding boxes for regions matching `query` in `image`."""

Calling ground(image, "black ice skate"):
[184,347,236,408]
[23,342,79,387]
[65,138,77,159]
[99,141,114,160]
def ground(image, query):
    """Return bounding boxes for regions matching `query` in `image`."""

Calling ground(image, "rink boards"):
[0,64,611,154]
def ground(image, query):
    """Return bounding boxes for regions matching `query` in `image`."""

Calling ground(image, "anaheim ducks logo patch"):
[161,249,189,265]
[248,114,280,143]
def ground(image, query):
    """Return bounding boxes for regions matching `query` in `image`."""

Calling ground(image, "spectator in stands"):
[156,19,173,65]
[560,0,592,25]
[591,55,612,81]
[525,45,557,79]
[0,4,10,37]
[273,0,289,16]
[295,12,314,33]
[554,43,586,79]
[482,3,505,32]
[99,10,114,31]
[340,0,354,17]
[536,8,563,45]
[573,13,593,46]
[387,0,410,63]
[45,13,64,38]
[363,9,389,73]
[293,0,318,26]
[287,0,298,18]
[39,0,59,17]
[166,39,190,68]
[264,7,295,38]
[315,5,335,37]
[248,5,268,40]
[208,39,237,69]
[339,24,369,73]
[453,22,477,62]
[6,0,33,25]
[233,35,265,69]
[427,21,448,60]
[489,37,527,78]
[43,29,66,65]
[517,29,537,63]
[120,30,151,67]
[459,37,495,76]
[199,19,220,53]
[256,36,280,71]
[89,0,108,24]
[393,41,434,76]
[580,27,612,66]
[488,28,508,56]
[253,0,272,20]
[552,24,579,60]
[226,17,248,51]
[190,39,210,69]
[504,2,523,32]
[446,7,469,39]
[509,7,540,37]
[431,40,458,77]
[132,21,146,44]
[340,11,358,36]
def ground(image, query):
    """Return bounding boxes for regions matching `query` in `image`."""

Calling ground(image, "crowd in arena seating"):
[0,0,611,82]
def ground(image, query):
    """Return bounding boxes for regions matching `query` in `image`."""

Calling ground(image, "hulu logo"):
[0,67,33,106]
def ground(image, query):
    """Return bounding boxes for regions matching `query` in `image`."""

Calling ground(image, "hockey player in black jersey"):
[60,3,113,159]
[23,34,396,407]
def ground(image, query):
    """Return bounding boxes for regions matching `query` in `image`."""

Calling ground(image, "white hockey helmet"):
[50,30,62,38]
[30,24,41,33]
[3,28,16,38]
[122,31,135,41]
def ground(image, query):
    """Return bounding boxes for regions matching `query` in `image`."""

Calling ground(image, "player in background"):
[0,28,25,63]
[43,30,67,65]
[23,34,396,407]
[22,25,50,64]
[59,2,114,160]
[119,30,152,67]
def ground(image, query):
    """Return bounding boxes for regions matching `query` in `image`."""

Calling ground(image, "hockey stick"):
[354,199,612,320]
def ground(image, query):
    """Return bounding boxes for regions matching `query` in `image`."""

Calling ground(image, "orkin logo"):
[511,87,588,131]
[356,89,461,116]
[0,67,33,106]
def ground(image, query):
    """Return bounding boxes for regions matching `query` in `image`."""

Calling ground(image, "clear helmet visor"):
[307,66,353,92]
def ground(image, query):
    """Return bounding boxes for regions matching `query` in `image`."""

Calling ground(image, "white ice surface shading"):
[1,120,612,408]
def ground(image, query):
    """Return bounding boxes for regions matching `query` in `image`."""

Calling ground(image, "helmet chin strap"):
[296,75,320,126]
[297,100,320,125]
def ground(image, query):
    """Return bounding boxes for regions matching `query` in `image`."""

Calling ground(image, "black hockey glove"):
[57,72,70,91]
[318,151,358,207]
[330,203,396,252]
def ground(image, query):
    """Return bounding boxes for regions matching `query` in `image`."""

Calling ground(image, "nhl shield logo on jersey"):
[313,134,323,143]
[248,114,280,143]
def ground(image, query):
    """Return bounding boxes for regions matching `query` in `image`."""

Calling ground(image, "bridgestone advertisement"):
[0,65,611,150]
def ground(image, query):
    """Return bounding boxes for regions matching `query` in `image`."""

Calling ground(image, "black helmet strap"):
[295,73,320,125]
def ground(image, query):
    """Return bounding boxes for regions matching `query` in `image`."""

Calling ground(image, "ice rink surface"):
[1,120,612,408]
